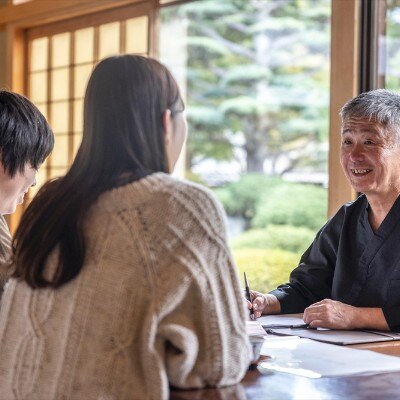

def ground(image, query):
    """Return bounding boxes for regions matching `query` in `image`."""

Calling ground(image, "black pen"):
[244,272,255,320]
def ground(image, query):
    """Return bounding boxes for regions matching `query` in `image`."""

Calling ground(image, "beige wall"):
[0,30,6,88]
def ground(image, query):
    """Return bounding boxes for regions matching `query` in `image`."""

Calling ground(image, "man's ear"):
[162,109,173,145]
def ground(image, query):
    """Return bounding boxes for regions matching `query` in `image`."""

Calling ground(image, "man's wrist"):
[354,307,389,330]
[262,294,281,315]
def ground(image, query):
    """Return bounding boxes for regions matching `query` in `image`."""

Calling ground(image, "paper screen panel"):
[126,16,148,54]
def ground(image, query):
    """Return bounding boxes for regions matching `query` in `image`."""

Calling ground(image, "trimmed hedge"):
[215,174,327,232]
[231,224,315,253]
[232,248,299,293]
[253,183,327,231]
[214,174,282,220]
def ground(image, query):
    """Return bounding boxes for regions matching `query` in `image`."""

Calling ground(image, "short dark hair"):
[0,90,54,177]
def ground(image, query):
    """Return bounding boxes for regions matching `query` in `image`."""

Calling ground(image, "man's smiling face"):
[340,117,400,199]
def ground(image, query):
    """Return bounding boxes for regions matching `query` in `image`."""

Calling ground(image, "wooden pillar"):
[328,0,360,217]
[5,24,26,233]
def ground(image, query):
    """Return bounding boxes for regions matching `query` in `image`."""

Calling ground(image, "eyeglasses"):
[170,99,185,117]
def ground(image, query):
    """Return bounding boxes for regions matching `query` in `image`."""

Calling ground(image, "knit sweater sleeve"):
[152,182,251,390]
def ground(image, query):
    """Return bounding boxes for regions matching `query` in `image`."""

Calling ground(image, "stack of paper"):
[246,320,267,337]
[258,313,307,329]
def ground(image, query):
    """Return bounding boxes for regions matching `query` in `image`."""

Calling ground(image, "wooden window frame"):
[1,0,360,228]
[2,0,159,230]
[328,0,360,216]
[27,3,156,182]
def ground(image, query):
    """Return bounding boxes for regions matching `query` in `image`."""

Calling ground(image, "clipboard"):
[259,313,400,345]
[267,327,400,345]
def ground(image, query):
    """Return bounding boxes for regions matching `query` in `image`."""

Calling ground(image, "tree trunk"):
[245,143,265,172]
[246,155,264,172]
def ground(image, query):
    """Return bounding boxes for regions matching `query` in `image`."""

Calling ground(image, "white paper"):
[246,321,267,337]
[258,313,306,328]
[259,337,400,377]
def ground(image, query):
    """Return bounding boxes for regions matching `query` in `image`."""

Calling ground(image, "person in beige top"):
[0,55,250,400]
[0,91,53,296]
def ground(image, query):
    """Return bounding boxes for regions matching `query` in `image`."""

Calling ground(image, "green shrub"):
[253,183,327,231]
[231,224,315,253]
[232,248,299,293]
[214,174,282,220]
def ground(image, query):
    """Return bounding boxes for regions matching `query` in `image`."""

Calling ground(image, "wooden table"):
[170,340,400,399]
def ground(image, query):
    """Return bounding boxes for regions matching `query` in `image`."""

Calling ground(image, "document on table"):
[259,313,400,345]
[258,313,307,328]
[258,337,400,377]
[246,320,267,336]
[269,327,400,345]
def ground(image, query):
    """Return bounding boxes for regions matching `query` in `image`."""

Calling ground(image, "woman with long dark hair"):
[0,55,250,399]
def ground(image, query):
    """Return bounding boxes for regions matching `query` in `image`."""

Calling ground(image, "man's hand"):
[303,299,389,330]
[303,299,357,329]
[246,291,281,318]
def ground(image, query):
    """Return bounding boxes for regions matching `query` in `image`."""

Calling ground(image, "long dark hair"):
[11,55,184,288]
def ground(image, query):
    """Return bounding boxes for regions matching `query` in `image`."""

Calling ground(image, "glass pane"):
[30,37,48,72]
[73,99,83,132]
[29,72,47,103]
[51,32,70,68]
[74,27,94,64]
[51,135,69,167]
[51,68,69,101]
[99,21,120,59]
[50,102,69,134]
[74,64,93,99]
[126,16,148,54]
[160,0,331,293]
[72,133,83,159]
[382,3,400,90]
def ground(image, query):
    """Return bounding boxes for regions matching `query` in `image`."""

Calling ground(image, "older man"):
[0,90,53,293]
[250,89,400,332]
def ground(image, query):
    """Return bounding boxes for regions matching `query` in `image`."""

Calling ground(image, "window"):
[27,7,150,197]
[380,0,400,90]
[160,0,331,292]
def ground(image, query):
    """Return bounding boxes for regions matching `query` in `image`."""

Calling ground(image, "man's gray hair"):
[340,89,400,129]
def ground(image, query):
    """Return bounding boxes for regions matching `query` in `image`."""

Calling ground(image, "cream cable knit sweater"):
[0,173,250,400]
[0,216,11,299]
[0,216,11,264]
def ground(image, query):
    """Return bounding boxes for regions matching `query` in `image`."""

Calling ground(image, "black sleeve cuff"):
[269,286,310,314]
[382,306,400,332]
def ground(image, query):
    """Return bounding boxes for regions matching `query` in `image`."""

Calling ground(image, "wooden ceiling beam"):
[0,0,144,28]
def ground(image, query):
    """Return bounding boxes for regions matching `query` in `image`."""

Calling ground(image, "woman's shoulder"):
[90,173,228,247]
[149,173,226,224]
[153,173,219,201]
[98,173,221,211]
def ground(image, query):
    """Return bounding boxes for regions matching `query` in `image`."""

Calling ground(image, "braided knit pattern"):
[0,173,250,400]
[0,216,11,300]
